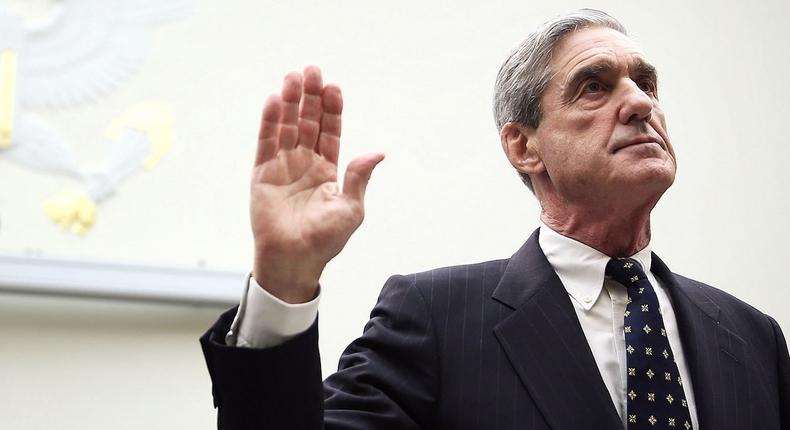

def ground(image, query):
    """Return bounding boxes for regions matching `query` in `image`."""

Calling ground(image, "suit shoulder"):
[672,272,775,330]
[384,258,510,296]
[673,273,758,310]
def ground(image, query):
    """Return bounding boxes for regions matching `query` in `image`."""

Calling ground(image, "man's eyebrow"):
[633,58,658,81]
[562,57,659,97]
[565,61,615,91]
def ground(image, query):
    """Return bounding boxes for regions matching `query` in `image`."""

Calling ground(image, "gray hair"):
[493,9,628,192]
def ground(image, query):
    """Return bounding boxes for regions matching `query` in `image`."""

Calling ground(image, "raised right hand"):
[250,66,384,303]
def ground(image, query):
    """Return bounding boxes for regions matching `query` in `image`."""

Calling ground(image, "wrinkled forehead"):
[550,26,650,81]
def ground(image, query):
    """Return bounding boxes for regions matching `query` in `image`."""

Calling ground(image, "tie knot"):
[605,258,647,288]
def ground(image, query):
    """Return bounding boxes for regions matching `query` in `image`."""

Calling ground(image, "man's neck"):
[540,205,653,258]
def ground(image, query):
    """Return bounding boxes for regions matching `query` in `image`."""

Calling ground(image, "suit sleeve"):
[200,274,438,430]
[322,274,438,429]
[769,316,790,429]
[200,306,324,429]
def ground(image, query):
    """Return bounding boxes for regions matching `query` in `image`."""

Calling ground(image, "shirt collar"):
[538,221,653,311]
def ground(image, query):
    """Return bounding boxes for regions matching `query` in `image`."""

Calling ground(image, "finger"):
[342,153,385,203]
[255,94,283,166]
[279,72,303,150]
[297,66,323,151]
[317,84,343,164]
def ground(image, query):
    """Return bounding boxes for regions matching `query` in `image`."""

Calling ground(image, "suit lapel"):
[651,254,748,430]
[492,230,623,430]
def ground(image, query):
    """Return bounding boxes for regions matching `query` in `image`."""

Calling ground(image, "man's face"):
[528,26,676,205]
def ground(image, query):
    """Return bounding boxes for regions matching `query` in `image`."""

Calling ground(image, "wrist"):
[256,281,319,304]
[252,259,323,304]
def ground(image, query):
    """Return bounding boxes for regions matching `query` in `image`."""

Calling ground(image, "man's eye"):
[583,81,604,93]
[637,80,656,94]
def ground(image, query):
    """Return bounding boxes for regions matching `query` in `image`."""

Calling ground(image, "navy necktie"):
[605,258,693,430]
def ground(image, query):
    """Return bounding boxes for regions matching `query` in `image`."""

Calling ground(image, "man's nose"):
[618,80,653,124]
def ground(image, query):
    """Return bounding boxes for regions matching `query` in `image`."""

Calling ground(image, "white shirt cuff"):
[225,274,320,348]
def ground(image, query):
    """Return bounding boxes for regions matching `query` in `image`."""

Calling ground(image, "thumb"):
[342,153,385,203]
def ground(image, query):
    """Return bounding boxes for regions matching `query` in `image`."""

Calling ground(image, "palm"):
[249,67,383,302]
[252,148,355,262]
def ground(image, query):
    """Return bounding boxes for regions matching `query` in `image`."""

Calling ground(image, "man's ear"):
[500,122,544,175]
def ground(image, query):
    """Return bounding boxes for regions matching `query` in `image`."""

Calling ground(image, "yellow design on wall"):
[0,50,17,148]
[43,101,174,234]
[44,189,97,234]
[106,101,174,170]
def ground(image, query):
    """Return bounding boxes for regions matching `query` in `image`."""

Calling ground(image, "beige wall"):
[1,0,789,428]
[0,294,221,429]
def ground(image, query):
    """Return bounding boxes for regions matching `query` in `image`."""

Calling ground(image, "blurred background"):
[1,0,788,428]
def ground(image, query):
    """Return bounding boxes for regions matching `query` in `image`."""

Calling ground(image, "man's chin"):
[620,171,675,197]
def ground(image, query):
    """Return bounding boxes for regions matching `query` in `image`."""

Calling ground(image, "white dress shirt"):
[229,224,699,428]
[538,222,698,429]
[225,275,320,348]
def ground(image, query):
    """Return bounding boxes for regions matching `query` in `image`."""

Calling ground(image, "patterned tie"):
[605,258,693,430]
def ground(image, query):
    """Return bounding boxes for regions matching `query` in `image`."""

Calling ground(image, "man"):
[201,9,790,430]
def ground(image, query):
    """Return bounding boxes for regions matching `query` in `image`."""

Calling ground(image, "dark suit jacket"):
[201,230,790,429]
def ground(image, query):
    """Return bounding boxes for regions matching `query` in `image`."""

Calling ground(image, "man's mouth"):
[613,136,665,153]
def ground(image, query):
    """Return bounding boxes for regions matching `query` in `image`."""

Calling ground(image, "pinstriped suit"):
[201,229,790,429]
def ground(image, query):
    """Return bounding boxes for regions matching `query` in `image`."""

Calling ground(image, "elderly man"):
[201,9,790,430]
